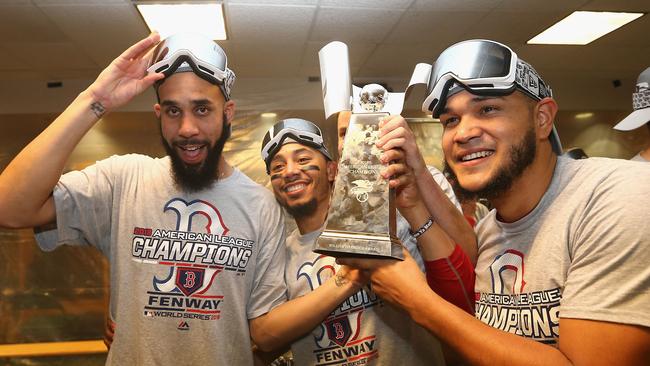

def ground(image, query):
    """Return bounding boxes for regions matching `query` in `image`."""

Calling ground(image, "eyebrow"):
[160,99,215,107]
[440,95,505,114]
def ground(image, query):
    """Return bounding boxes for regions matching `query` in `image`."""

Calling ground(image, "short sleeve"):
[35,156,119,256]
[560,169,650,328]
[247,196,288,319]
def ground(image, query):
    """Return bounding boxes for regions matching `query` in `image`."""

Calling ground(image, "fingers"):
[336,257,393,270]
[380,148,404,164]
[119,32,161,63]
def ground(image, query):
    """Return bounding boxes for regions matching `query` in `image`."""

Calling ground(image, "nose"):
[283,159,302,179]
[178,115,199,139]
[453,117,482,145]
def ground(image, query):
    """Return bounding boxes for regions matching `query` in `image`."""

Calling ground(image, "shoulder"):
[563,157,650,196]
[225,169,281,209]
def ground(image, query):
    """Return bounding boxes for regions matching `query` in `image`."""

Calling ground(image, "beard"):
[444,125,537,202]
[278,197,319,218]
[162,113,231,193]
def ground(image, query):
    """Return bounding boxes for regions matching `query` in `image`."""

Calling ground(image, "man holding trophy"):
[260,117,474,365]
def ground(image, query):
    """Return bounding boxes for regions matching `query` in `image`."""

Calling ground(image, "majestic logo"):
[177,321,190,331]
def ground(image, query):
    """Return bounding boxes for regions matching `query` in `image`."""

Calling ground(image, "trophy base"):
[314,230,403,259]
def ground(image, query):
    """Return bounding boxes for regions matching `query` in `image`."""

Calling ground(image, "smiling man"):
[341,39,650,365]
[260,118,476,365]
[0,34,362,366]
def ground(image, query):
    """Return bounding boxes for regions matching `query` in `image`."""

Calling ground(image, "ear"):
[534,97,558,142]
[326,160,338,183]
[224,100,236,123]
[153,103,161,119]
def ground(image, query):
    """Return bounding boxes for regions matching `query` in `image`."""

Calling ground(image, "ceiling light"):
[261,112,277,118]
[136,3,227,40]
[575,112,594,119]
[527,11,644,45]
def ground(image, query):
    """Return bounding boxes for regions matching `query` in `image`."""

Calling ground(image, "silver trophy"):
[314,41,408,259]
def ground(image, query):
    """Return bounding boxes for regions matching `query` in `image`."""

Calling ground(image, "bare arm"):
[377,115,477,263]
[249,266,365,352]
[340,253,650,366]
[0,33,163,229]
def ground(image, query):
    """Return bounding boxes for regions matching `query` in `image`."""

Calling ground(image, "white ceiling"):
[0,0,648,114]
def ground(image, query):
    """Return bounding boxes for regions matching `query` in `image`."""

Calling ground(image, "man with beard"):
[0,34,364,365]
[260,118,475,365]
[341,39,650,364]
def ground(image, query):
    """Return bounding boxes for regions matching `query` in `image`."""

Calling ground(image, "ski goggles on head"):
[422,39,552,118]
[148,33,236,100]
[261,118,333,173]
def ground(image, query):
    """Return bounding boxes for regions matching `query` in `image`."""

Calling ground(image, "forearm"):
[424,244,475,314]
[414,168,477,263]
[400,202,455,260]
[406,290,572,366]
[250,272,359,352]
[0,90,100,227]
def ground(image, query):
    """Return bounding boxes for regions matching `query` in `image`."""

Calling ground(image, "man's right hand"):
[85,33,164,113]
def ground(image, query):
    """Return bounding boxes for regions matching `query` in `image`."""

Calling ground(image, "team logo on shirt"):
[325,314,355,347]
[475,249,561,344]
[297,255,380,364]
[132,198,256,326]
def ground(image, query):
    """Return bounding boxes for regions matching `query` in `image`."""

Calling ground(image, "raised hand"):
[376,115,428,176]
[86,33,165,113]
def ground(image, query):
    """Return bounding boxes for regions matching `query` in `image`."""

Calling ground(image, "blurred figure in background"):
[613,67,650,162]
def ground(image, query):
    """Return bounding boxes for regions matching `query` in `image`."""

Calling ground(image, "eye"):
[297,156,312,164]
[480,105,498,114]
[440,116,459,129]
[165,106,181,117]
[270,163,285,173]
[195,106,210,115]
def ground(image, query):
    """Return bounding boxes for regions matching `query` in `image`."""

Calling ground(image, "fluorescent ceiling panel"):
[137,3,227,40]
[528,11,643,45]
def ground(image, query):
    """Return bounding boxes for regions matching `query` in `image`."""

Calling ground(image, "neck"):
[491,151,557,223]
[217,157,233,180]
[295,198,329,235]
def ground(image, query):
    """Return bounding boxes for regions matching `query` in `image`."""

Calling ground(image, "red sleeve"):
[424,243,476,315]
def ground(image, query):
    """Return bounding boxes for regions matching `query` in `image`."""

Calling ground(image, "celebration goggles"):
[421,39,552,118]
[148,33,236,100]
[261,118,333,173]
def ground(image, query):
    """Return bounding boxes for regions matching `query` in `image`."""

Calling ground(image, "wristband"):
[409,217,434,239]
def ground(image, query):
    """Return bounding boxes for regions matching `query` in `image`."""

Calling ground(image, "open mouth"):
[177,144,206,163]
[461,150,494,162]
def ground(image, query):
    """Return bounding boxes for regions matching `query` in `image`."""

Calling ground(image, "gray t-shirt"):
[474,156,650,345]
[285,229,445,366]
[284,166,457,365]
[36,154,287,365]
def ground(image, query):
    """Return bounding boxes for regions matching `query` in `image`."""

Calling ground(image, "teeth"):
[462,150,493,161]
[181,145,202,151]
[286,184,305,192]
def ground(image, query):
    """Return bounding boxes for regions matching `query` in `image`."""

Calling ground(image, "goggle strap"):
[633,89,650,110]
[515,60,552,101]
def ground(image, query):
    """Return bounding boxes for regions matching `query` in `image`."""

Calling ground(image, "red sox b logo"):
[153,198,228,294]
